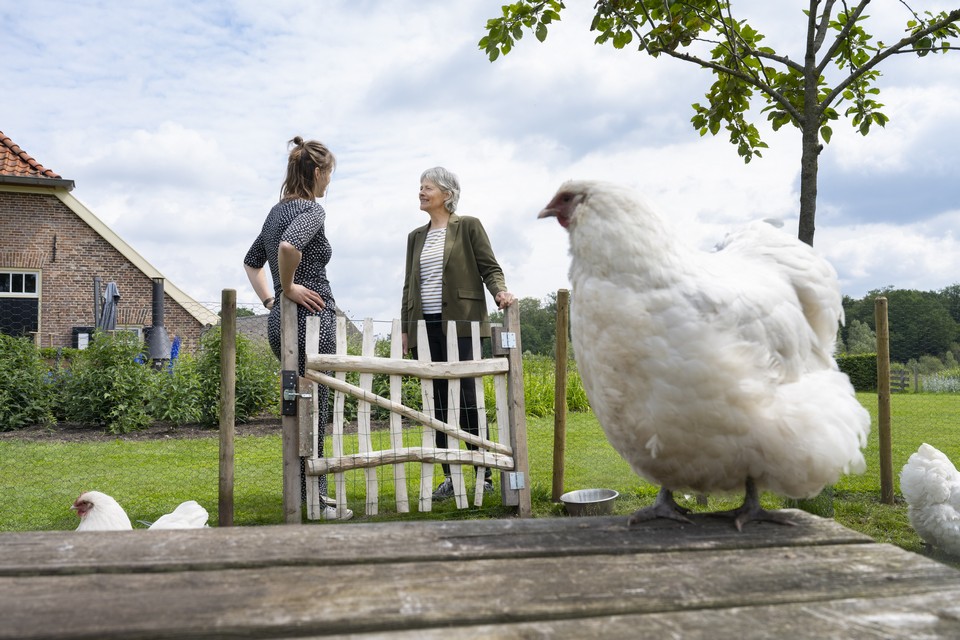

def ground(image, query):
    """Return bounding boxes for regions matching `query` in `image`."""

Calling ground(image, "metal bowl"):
[560,488,619,517]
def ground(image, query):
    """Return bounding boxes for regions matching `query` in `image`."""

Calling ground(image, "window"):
[0,270,39,297]
[0,270,40,336]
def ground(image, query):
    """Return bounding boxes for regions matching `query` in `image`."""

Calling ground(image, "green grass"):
[5,392,960,568]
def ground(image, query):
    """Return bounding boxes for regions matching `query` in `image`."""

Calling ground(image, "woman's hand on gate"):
[285,284,325,312]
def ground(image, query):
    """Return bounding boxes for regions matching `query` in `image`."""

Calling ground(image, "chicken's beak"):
[537,207,558,220]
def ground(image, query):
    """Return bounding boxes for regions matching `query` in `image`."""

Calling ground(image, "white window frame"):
[0,270,40,298]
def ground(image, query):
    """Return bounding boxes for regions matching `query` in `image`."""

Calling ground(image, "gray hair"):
[420,166,460,213]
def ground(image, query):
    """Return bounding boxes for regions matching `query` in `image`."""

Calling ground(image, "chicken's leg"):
[711,477,797,531]
[628,486,693,525]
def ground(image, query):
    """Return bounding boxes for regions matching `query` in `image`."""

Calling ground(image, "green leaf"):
[820,125,833,144]
[536,22,548,42]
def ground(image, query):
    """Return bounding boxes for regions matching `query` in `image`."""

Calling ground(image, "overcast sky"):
[5,1,959,326]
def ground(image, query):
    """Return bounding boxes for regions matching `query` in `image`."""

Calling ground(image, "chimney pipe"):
[145,277,171,365]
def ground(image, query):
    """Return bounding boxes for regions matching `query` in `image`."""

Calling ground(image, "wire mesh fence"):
[1,309,518,531]
[3,293,960,531]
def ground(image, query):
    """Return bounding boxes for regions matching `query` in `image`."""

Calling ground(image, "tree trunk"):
[798,0,821,248]
[797,125,820,247]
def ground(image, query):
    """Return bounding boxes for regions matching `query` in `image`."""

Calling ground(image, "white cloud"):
[3,0,959,323]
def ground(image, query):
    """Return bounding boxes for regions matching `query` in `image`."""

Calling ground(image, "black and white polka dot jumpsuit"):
[244,198,336,498]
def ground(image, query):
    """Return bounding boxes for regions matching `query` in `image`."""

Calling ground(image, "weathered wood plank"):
[3,540,958,639]
[305,353,509,378]
[307,447,514,475]
[360,589,960,639]
[0,512,871,577]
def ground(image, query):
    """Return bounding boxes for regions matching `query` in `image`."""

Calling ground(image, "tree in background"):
[844,318,876,354]
[845,287,958,363]
[489,293,564,357]
[481,1,960,246]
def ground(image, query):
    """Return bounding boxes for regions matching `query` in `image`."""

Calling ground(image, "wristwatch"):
[263,297,275,308]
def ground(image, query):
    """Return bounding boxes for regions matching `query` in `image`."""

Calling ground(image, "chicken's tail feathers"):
[901,443,959,507]
[148,500,210,530]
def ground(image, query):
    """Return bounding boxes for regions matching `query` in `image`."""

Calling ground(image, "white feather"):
[146,500,210,530]
[551,180,870,498]
[901,443,960,555]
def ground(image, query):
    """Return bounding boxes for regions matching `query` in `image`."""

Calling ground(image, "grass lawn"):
[4,392,960,566]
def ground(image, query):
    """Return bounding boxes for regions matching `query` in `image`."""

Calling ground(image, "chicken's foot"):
[709,477,797,531]
[628,486,693,526]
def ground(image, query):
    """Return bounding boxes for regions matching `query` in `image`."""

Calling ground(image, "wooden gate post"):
[280,295,301,523]
[552,289,569,502]
[218,289,236,527]
[876,297,894,505]
[504,303,532,517]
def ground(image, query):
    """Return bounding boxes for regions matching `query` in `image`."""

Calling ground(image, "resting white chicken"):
[539,180,870,529]
[72,491,208,531]
[901,443,960,556]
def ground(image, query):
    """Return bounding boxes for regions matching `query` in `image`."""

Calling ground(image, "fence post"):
[281,295,301,523]
[504,303,532,517]
[875,297,894,505]
[552,289,569,502]
[218,289,236,527]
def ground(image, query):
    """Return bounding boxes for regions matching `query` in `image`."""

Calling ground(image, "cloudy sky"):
[5,1,959,325]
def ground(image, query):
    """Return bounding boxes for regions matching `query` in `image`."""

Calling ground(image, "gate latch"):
[281,370,311,416]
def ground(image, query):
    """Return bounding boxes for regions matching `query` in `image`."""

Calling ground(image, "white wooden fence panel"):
[358,318,378,515]
[471,321,488,507]
[304,316,322,520]
[332,315,348,519]
[389,319,410,513]
[297,317,527,516]
[417,321,435,511]
[447,321,468,509]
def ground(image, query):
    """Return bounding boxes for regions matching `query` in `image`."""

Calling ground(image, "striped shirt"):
[419,228,446,314]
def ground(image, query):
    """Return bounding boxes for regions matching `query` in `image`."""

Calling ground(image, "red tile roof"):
[0,131,62,179]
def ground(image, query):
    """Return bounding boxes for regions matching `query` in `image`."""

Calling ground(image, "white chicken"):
[538,180,870,529]
[72,491,208,531]
[901,443,960,556]
[72,491,133,531]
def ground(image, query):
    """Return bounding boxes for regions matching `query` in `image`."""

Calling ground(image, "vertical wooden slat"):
[218,289,236,527]
[359,318,379,515]
[504,303,532,517]
[390,319,410,512]
[447,321,467,508]
[417,320,435,511]
[876,297,894,505]
[552,289,570,502]
[333,315,348,518]
[494,369,513,506]
[303,317,321,520]
[280,295,300,524]
[472,321,489,507]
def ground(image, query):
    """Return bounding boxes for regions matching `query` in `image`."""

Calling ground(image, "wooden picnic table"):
[3,509,960,638]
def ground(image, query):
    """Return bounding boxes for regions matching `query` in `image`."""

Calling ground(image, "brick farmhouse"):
[0,131,218,351]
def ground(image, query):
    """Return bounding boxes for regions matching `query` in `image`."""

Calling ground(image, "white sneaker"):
[322,505,353,521]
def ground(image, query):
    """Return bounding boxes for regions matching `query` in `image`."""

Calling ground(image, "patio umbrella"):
[97,281,120,331]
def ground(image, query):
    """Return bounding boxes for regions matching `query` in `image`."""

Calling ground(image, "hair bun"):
[291,136,304,147]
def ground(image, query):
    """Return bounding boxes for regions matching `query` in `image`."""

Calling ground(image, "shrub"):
[922,368,960,394]
[58,331,153,434]
[194,329,280,426]
[147,353,205,425]
[836,352,877,392]
[0,334,56,431]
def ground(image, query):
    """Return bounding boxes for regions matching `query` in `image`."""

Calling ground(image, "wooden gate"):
[279,298,530,522]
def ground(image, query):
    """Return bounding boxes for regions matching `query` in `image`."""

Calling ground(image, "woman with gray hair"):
[400,166,516,501]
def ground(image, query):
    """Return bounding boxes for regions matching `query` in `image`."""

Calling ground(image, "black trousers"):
[415,315,491,481]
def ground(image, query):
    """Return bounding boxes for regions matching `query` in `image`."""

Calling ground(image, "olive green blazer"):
[401,213,508,350]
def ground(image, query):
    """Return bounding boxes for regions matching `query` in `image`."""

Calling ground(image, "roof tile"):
[0,131,62,179]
